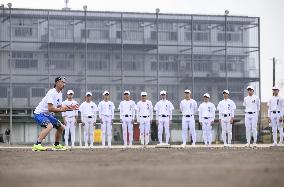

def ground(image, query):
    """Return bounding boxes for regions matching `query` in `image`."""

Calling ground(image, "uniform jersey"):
[34,88,62,115]
[62,99,79,118]
[118,100,136,120]
[217,99,236,119]
[136,100,154,121]
[243,95,260,113]
[198,102,216,122]
[180,99,198,115]
[154,100,174,120]
[267,95,284,117]
[79,101,98,118]
[98,100,115,119]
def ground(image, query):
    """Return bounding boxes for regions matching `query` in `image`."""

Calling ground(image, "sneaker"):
[272,142,278,147]
[245,143,250,147]
[252,143,257,148]
[192,143,196,147]
[52,144,67,150]
[32,144,47,151]
[181,143,186,148]
[278,142,283,146]
[224,143,228,147]
[227,144,232,147]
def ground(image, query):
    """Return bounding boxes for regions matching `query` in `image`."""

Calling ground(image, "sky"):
[2,0,284,101]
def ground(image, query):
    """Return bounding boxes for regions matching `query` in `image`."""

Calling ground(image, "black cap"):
[55,76,66,83]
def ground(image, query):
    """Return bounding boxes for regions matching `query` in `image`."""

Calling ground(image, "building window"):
[185,32,192,41]
[14,27,33,37]
[150,31,157,40]
[87,54,109,70]
[0,87,8,98]
[13,87,28,98]
[31,88,45,97]
[11,51,37,69]
[48,53,73,70]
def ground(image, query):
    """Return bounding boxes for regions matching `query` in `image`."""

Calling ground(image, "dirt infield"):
[0,147,284,187]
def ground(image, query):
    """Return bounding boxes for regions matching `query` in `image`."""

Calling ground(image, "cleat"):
[245,143,250,147]
[32,144,47,151]
[181,143,186,148]
[252,143,257,148]
[52,144,67,150]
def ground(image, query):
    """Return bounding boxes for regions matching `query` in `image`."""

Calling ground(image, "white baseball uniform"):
[136,100,153,145]
[62,99,78,147]
[217,99,236,145]
[180,98,198,145]
[198,102,216,145]
[267,95,284,145]
[154,99,174,144]
[98,100,115,147]
[243,94,260,145]
[118,100,136,146]
[79,101,98,147]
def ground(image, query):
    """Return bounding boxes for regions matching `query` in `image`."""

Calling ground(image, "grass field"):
[0,145,284,187]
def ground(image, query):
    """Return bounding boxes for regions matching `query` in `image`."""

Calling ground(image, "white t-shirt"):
[136,100,153,121]
[154,99,174,120]
[180,99,198,116]
[267,95,284,117]
[118,100,136,120]
[217,99,236,119]
[98,100,115,119]
[198,102,216,122]
[243,95,260,113]
[34,88,62,114]
[79,101,98,120]
[62,99,79,118]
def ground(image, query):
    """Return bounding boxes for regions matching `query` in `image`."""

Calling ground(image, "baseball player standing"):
[136,92,153,146]
[62,90,78,148]
[32,76,69,151]
[180,89,198,147]
[79,92,98,148]
[267,86,284,146]
[98,91,115,148]
[217,90,236,147]
[243,86,260,147]
[118,90,136,147]
[154,90,174,145]
[198,93,216,146]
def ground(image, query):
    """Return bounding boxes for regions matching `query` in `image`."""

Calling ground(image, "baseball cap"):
[160,90,167,95]
[247,86,254,90]
[272,86,279,90]
[67,90,74,95]
[55,76,66,83]
[86,92,92,96]
[184,89,191,93]
[141,92,147,96]
[222,90,230,94]
[124,90,130,95]
[102,91,110,95]
[203,93,210,98]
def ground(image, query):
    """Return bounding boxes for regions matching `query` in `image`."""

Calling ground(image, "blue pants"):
[34,113,60,129]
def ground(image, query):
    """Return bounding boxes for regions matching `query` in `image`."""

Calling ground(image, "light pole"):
[224,10,229,90]
[8,2,12,144]
[83,5,87,94]
[155,8,160,100]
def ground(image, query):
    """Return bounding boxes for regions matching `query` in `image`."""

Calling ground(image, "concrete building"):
[0,7,260,144]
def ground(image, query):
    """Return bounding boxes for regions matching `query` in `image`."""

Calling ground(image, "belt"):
[140,116,149,118]
[124,114,132,117]
[87,116,93,118]
[246,112,256,114]
[222,114,231,117]
[184,115,193,117]
[203,117,210,119]
[160,115,168,117]
[271,111,280,114]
